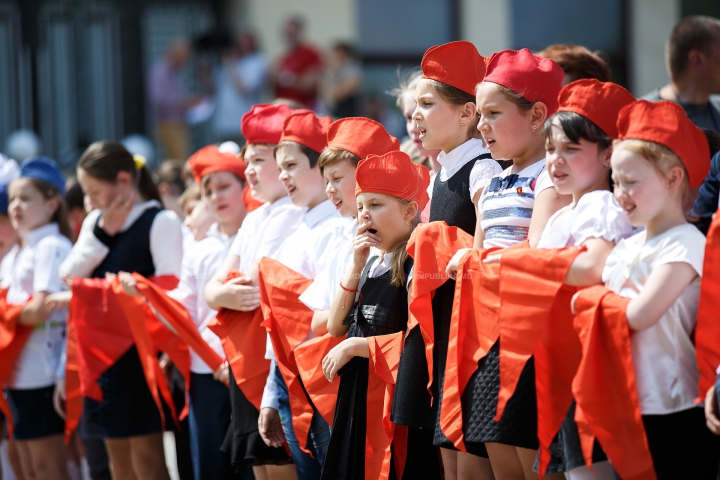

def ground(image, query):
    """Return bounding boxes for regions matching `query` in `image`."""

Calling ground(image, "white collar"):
[303,199,339,228]
[21,222,60,246]
[436,138,490,181]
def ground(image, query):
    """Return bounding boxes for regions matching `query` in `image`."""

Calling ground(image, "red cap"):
[241,104,293,145]
[421,41,486,96]
[188,145,247,184]
[617,100,710,188]
[326,117,400,160]
[280,110,333,153]
[483,48,565,114]
[355,151,430,210]
[558,79,636,139]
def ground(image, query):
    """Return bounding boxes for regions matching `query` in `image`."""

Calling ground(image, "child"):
[299,117,400,335]
[156,159,187,219]
[203,103,300,479]
[586,100,719,479]
[59,141,183,480]
[444,48,567,479]
[393,40,502,480]
[120,145,247,479]
[3,157,73,479]
[320,150,441,480]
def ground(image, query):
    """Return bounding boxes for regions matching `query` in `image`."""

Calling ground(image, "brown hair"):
[275,141,321,168]
[157,159,186,196]
[317,147,361,175]
[537,44,611,83]
[491,83,534,112]
[388,198,421,287]
[391,68,423,109]
[178,183,200,210]
[667,16,720,79]
[23,178,73,240]
[78,141,162,203]
[614,139,688,190]
[425,79,480,134]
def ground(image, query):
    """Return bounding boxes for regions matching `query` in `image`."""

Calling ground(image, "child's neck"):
[644,201,686,240]
[571,178,611,208]
[305,191,329,211]
[441,135,474,156]
[218,214,245,237]
[510,139,546,173]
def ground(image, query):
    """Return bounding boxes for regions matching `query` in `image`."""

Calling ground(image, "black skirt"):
[6,385,65,440]
[81,345,163,439]
[222,367,291,471]
[392,327,434,430]
[461,341,539,450]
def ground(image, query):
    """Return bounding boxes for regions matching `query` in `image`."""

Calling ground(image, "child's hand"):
[45,291,72,312]
[322,338,356,382]
[258,407,285,448]
[352,221,381,271]
[214,361,230,387]
[118,271,140,296]
[705,385,720,435]
[570,290,581,314]
[53,378,66,419]
[223,276,260,311]
[98,189,134,236]
[446,248,472,280]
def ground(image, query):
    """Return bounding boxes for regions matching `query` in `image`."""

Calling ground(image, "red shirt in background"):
[274,44,323,108]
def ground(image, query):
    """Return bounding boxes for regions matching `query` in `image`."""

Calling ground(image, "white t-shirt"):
[479,160,555,249]
[3,223,72,389]
[427,138,502,202]
[537,190,633,249]
[168,223,234,374]
[602,223,705,415]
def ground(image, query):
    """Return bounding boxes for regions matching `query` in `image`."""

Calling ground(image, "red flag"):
[696,209,720,400]
[0,290,31,439]
[295,333,342,427]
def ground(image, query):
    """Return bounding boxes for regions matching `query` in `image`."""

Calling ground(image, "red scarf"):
[696,209,720,400]
[0,290,31,439]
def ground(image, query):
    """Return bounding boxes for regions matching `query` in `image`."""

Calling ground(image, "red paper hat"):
[483,48,565,114]
[188,145,247,184]
[327,117,400,160]
[241,104,293,145]
[355,151,430,210]
[280,110,333,154]
[421,41,486,96]
[558,79,636,139]
[617,100,710,188]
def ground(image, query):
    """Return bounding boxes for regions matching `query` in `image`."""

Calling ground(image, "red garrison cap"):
[355,151,430,210]
[327,117,400,159]
[241,104,293,145]
[188,145,247,184]
[558,79,636,139]
[280,110,333,153]
[421,41,486,96]
[483,48,565,114]
[617,100,710,188]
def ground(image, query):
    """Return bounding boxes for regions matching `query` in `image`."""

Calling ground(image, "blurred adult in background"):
[156,160,187,220]
[537,44,611,85]
[211,32,268,143]
[326,42,361,118]
[643,15,720,132]
[147,38,199,161]
[271,16,323,109]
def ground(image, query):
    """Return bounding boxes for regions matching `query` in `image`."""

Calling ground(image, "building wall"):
[460,0,511,56]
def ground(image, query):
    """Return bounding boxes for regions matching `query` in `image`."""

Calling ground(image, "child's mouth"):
[367,228,377,234]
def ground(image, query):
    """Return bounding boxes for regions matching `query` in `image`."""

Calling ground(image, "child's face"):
[476,82,535,161]
[77,168,122,211]
[245,144,286,204]
[403,91,442,159]
[276,143,325,208]
[323,159,357,218]
[413,78,462,153]
[184,198,215,242]
[202,171,246,226]
[8,179,58,233]
[356,192,415,253]
[0,214,18,256]
[545,119,610,198]
[611,148,669,227]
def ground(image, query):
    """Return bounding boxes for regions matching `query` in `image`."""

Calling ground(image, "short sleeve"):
[33,237,72,294]
[469,159,503,202]
[150,210,184,277]
[652,225,706,276]
[570,191,633,245]
[533,168,555,195]
[299,271,331,312]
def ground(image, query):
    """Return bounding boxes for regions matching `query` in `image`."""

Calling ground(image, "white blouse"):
[4,223,72,389]
[59,200,183,279]
[537,190,633,249]
[602,223,705,415]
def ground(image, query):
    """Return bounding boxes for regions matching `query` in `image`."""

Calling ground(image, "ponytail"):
[389,206,421,287]
[137,165,162,203]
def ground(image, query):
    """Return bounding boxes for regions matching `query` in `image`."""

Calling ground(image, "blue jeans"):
[274,365,331,480]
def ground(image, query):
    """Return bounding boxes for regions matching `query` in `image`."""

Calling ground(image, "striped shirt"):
[479,160,554,248]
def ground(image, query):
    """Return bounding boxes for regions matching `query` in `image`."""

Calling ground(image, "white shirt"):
[261,199,346,410]
[537,190,633,249]
[3,223,72,389]
[299,217,358,312]
[168,223,234,374]
[427,138,502,202]
[479,160,555,249]
[602,224,705,415]
[59,200,183,279]
[229,196,305,274]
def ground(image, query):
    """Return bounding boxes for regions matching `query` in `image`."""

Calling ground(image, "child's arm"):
[564,238,615,287]
[625,262,697,331]
[203,253,260,312]
[527,188,572,248]
[322,337,370,382]
[311,310,329,336]
[19,291,52,326]
[472,188,486,250]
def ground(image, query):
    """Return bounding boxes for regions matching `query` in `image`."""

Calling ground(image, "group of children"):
[1,39,719,480]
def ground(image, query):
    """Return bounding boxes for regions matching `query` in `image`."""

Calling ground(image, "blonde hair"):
[387,197,421,287]
[614,139,688,190]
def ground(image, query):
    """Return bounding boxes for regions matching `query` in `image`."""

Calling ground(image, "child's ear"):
[404,201,419,222]
[116,170,133,189]
[531,102,549,128]
[667,165,686,190]
[460,101,477,123]
[601,146,613,168]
